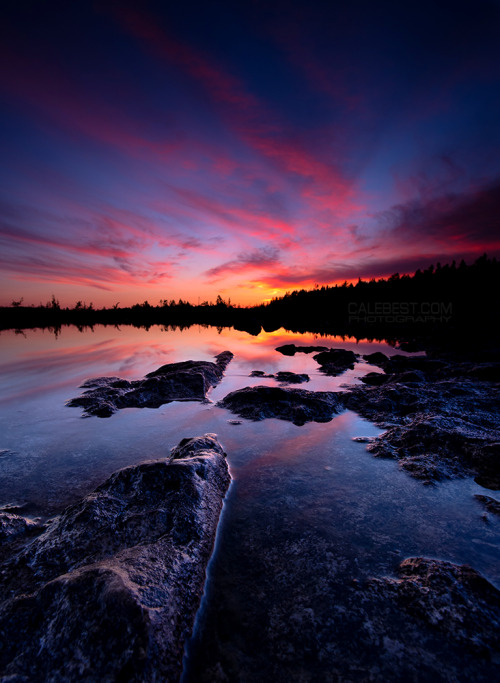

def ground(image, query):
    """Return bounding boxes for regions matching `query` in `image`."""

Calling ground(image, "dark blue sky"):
[1,0,499,305]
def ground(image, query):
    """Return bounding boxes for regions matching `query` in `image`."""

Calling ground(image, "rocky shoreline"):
[343,350,500,489]
[0,434,230,682]
[1,343,499,681]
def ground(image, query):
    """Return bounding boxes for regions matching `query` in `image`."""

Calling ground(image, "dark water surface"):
[1,325,498,679]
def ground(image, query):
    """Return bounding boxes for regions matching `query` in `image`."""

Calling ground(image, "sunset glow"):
[1,1,499,307]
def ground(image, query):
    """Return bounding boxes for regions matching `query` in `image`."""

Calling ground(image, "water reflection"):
[0,325,498,680]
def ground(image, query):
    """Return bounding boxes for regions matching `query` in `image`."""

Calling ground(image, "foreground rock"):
[218,385,342,425]
[344,353,500,487]
[67,351,233,417]
[313,348,358,376]
[0,434,230,682]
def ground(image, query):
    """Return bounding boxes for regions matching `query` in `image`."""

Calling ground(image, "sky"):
[1,0,500,307]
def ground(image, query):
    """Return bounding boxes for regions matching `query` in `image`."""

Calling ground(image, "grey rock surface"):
[0,434,230,682]
[67,351,233,417]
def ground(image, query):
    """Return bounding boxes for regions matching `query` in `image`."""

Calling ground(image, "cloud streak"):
[0,1,499,306]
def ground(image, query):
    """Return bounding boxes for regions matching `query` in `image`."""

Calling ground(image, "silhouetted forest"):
[2,255,499,344]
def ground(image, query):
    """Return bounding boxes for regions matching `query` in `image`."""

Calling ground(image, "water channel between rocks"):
[0,324,498,680]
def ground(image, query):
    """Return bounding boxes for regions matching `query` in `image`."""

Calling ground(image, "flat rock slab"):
[217,385,342,425]
[0,434,230,682]
[67,351,233,417]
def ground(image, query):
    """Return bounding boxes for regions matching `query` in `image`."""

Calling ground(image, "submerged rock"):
[357,558,500,675]
[313,348,358,376]
[217,385,342,425]
[0,434,230,682]
[67,351,233,417]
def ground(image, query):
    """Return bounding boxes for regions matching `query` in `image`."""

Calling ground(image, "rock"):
[275,344,328,356]
[342,366,500,486]
[383,356,449,377]
[363,352,389,364]
[470,442,500,489]
[0,512,43,545]
[217,385,342,425]
[387,369,425,383]
[312,349,358,376]
[187,541,500,682]
[475,494,500,516]
[274,371,309,384]
[364,557,500,662]
[359,372,389,386]
[250,371,310,384]
[67,351,233,417]
[0,450,15,459]
[0,434,230,682]
[466,364,500,382]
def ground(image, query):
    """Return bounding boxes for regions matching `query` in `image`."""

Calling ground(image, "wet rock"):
[0,513,43,545]
[313,348,358,376]
[475,494,500,516]
[274,371,309,384]
[187,533,500,683]
[250,370,269,377]
[67,351,233,417]
[383,355,449,377]
[387,369,425,383]
[217,385,342,425]
[470,442,500,489]
[359,372,389,386]
[363,351,389,364]
[466,363,500,382]
[0,434,230,682]
[0,449,16,459]
[352,436,377,443]
[343,368,500,487]
[362,557,500,665]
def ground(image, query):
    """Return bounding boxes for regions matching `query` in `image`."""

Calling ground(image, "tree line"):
[2,255,499,343]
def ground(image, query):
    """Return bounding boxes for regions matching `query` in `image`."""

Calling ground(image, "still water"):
[0,324,498,679]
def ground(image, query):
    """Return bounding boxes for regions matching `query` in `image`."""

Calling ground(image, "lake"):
[1,324,498,680]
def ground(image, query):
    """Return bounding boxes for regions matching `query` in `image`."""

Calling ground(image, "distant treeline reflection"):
[2,255,499,344]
